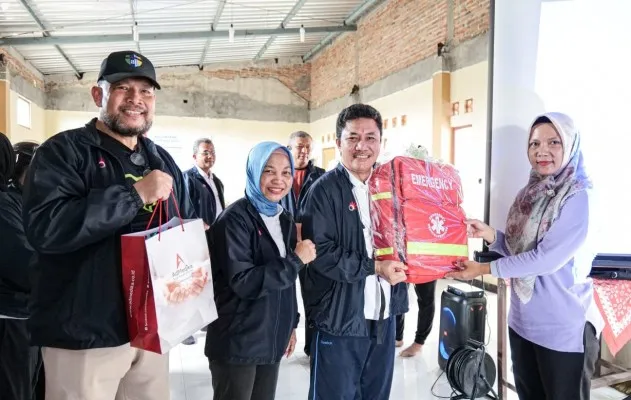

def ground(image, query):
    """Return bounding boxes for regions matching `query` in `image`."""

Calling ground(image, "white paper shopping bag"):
[122,213,218,354]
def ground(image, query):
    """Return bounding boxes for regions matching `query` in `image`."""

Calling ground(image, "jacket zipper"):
[256,216,287,360]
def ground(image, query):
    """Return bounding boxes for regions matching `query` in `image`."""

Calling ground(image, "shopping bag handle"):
[145,189,185,238]
[164,188,184,231]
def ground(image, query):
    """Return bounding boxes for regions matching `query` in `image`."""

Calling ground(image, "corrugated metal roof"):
[0,0,368,75]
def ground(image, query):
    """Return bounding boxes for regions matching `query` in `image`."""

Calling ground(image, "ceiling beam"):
[302,0,386,62]
[198,0,226,69]
[0,25,356,47]
[17,0,83,79]
[253,0,307,61]
[129,0,141,53]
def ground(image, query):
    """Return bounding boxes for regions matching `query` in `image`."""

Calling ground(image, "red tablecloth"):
[593,279,631,357]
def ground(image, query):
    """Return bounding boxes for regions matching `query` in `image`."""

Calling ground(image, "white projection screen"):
[488,0,631,256]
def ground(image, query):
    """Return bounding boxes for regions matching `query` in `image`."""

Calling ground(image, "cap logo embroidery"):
[125,54,143,68]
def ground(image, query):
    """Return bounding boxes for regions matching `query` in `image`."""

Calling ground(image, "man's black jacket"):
[183,167,225,226]
[299,163,409,337]
[280,160,324,220]
[22,118,196,349]
[0,184,33,318]
[205,198,302,364]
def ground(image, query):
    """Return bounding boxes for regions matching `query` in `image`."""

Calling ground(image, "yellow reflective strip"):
[407,242,469,257]
[371,192,392,201]
[374,247,394,256]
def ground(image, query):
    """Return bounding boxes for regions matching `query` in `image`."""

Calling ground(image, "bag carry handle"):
[145,189,185,240]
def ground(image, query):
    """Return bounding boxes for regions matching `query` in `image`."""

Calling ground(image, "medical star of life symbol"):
[428,213,448,239]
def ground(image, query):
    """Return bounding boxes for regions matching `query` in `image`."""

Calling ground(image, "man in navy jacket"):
[183,138,225,227]
[300,104,409,400]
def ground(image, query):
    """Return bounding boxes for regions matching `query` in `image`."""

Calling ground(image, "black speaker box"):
[438,284,487,370]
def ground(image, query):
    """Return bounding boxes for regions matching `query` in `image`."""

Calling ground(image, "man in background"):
[281,131,324,219]
[184,138,225,227]
[280,131,324,357]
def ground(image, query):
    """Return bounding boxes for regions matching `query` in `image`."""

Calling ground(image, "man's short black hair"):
[335,103,383,140]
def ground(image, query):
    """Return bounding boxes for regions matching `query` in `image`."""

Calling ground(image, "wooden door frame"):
[321,146,337,170]
[450,124,473,164]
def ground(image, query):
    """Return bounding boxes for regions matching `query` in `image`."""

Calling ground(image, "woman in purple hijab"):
[446,112,603,400]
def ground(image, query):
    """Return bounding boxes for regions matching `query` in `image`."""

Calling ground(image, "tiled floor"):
[169,280,627,399]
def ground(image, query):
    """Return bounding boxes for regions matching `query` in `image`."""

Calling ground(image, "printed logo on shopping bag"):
[428,213,448,239]
[162,254,210,305]
[176,254,193,272]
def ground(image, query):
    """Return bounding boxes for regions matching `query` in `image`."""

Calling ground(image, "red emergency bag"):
[369,156,468,284]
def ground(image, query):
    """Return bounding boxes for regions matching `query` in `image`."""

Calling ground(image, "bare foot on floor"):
[395,340,403,348]
[399,343,422,357]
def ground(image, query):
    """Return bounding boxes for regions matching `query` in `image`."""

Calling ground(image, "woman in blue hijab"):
[205,141,316,400]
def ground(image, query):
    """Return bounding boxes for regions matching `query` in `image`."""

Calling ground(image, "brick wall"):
[310,0,490,109]
[454,0,490,43]
[201,63,311,102]
[310,33,357,109]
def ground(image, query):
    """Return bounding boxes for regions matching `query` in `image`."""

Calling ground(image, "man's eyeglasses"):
[198,151,215,157]
[130,151,151,177]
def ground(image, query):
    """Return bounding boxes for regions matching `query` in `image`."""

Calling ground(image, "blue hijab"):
[245,141,295,217]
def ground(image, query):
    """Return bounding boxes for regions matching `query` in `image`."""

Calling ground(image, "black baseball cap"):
[97,51,161,89]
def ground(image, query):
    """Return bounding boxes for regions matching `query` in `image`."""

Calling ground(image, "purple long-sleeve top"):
[489,191,604,353]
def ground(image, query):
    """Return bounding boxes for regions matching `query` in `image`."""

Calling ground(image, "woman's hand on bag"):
[285,329,297,358]
[295,240,316,264]
[464,219,496,244]
[445,260,491,280]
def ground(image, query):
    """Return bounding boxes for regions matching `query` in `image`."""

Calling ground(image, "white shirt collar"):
[196,165,213,180]
[343,164,371,189]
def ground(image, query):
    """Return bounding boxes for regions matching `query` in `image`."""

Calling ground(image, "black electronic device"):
[447,284,485,299]
[473,250,504,263]
[438,284,487,370]
[589,254,631,281]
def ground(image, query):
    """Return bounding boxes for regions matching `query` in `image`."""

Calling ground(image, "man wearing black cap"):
[22,51,195,400]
